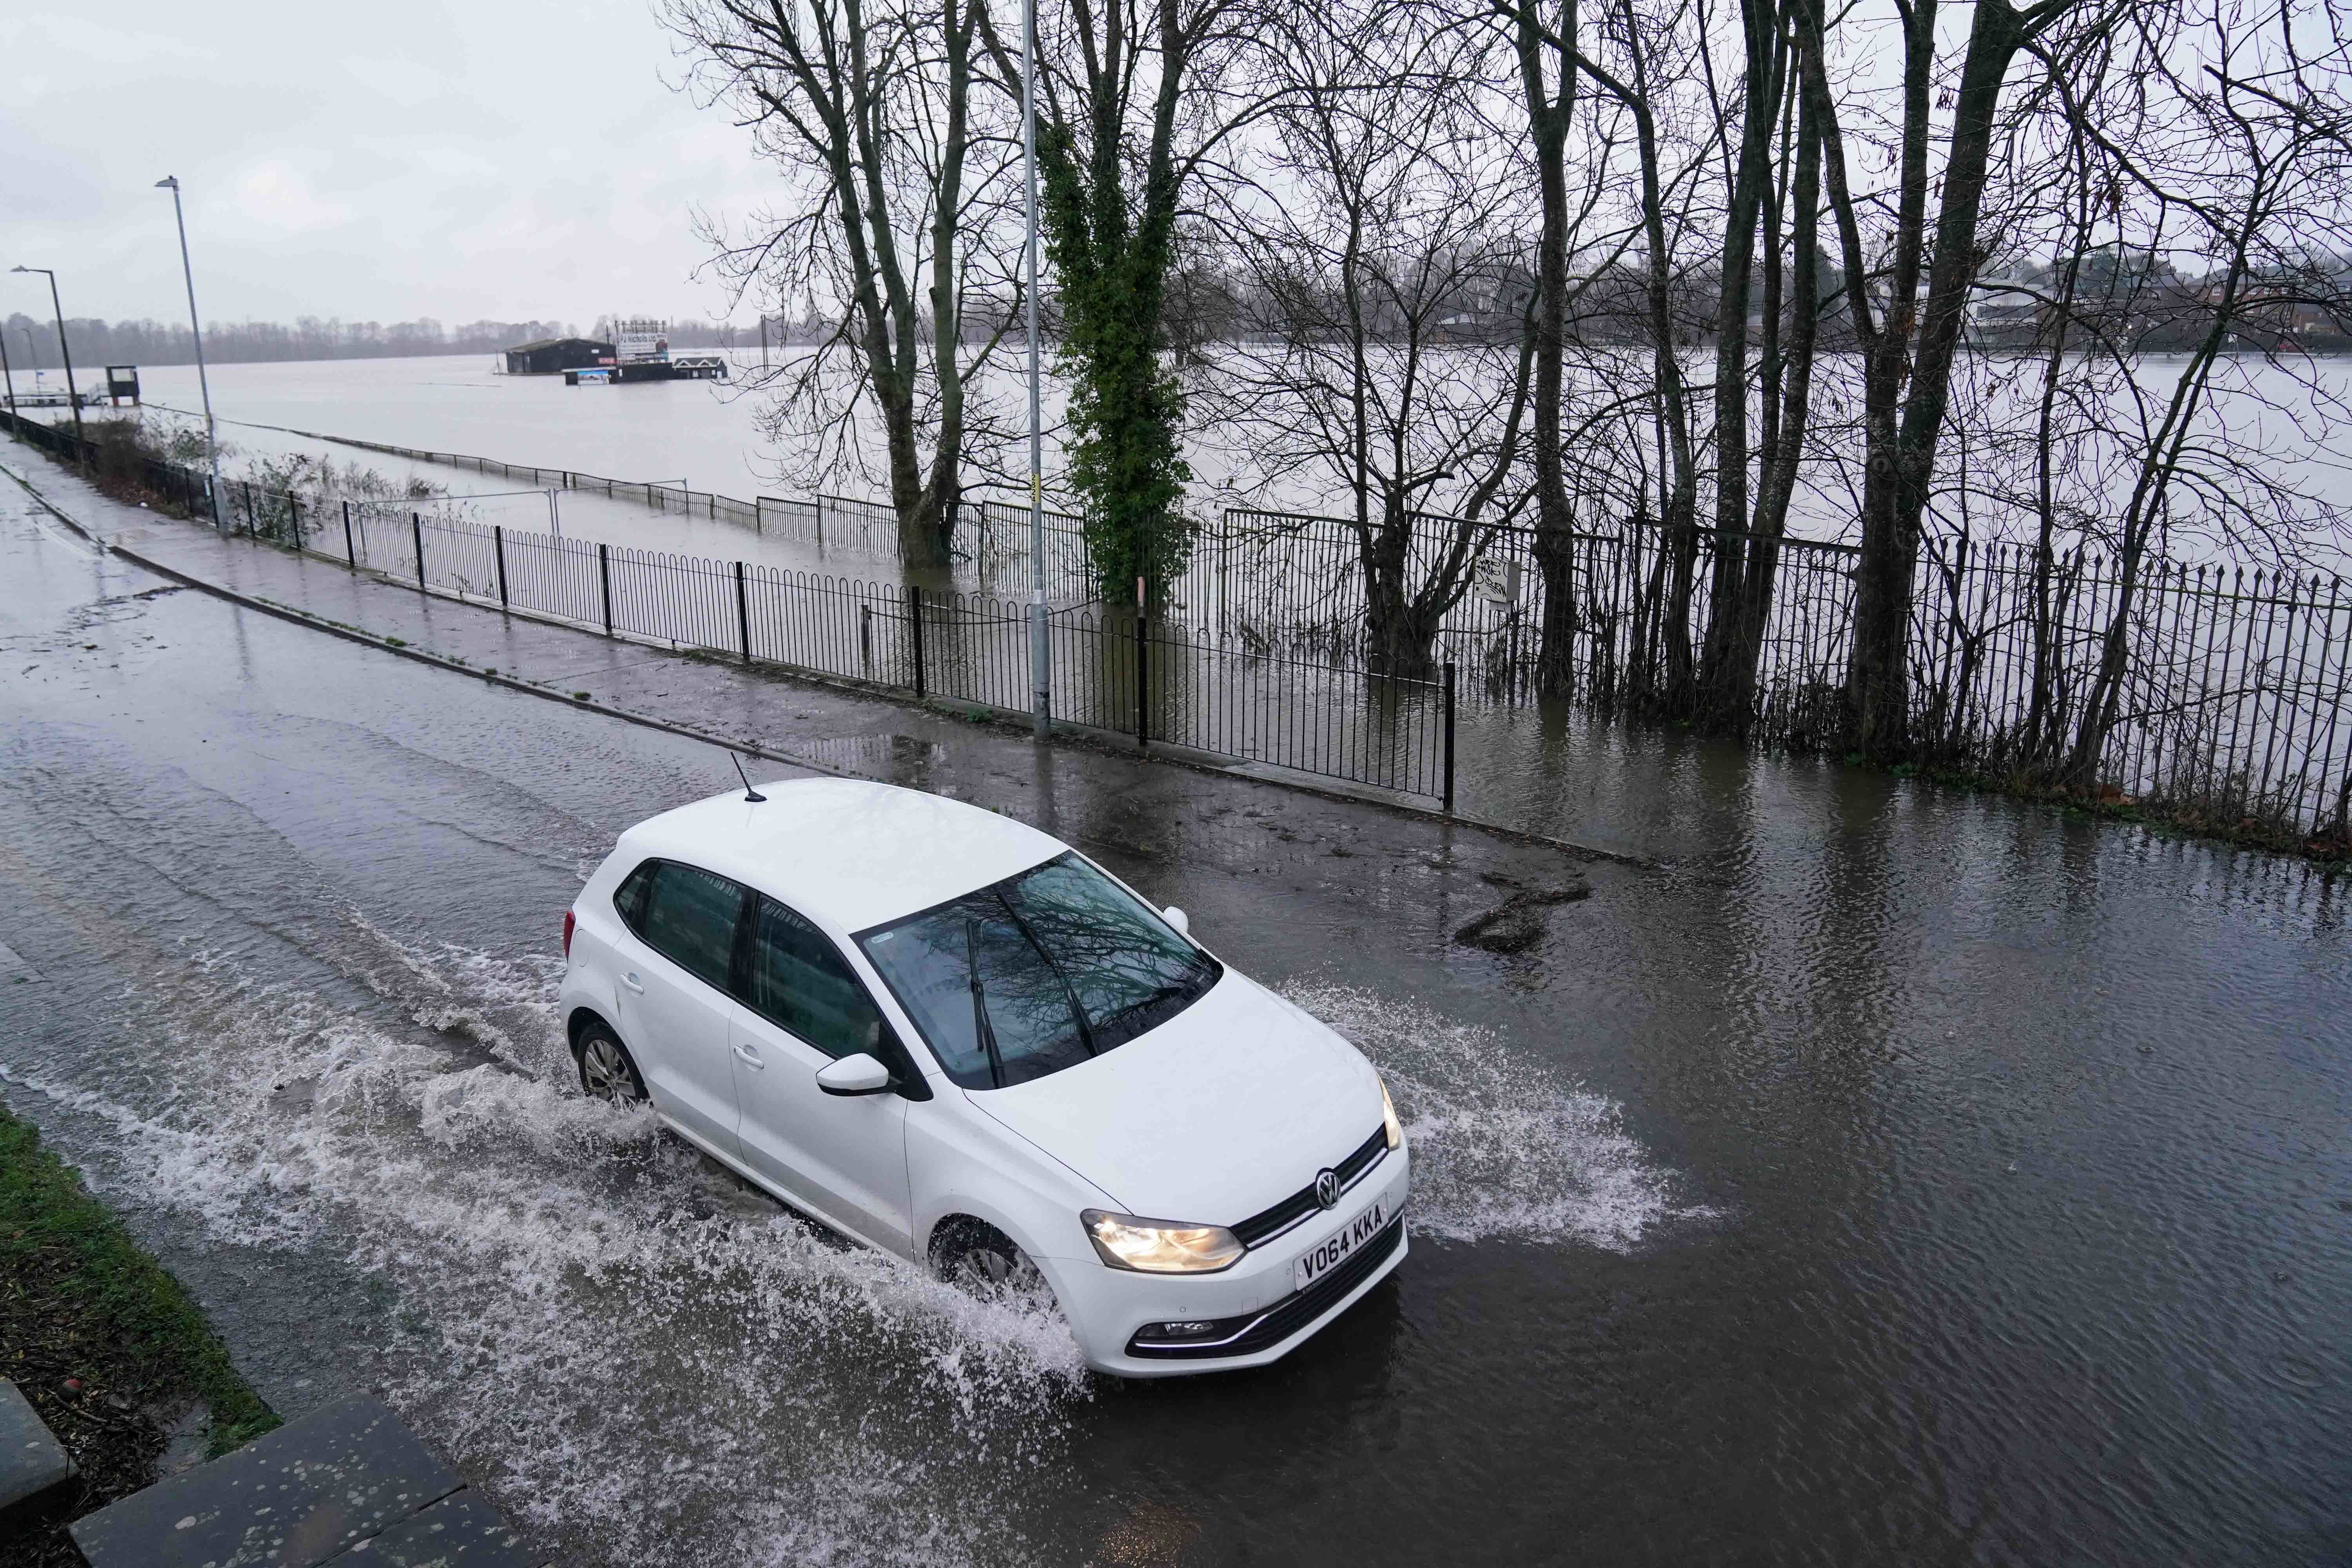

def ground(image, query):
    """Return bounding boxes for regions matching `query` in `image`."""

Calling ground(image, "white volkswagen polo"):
[558,775,1408,1376]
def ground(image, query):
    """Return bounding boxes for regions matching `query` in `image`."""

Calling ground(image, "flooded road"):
[1,479,2347,1566]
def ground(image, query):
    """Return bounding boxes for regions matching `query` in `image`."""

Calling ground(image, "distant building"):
[611,318,671,363]
[1969,260,2048,340]
[505,338,617,375]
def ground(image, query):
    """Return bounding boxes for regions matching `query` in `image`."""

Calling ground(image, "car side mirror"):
[816,1052,893,1097]
[1163,905,1189,936]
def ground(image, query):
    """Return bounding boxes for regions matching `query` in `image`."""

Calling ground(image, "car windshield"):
[856,852,1221,1090]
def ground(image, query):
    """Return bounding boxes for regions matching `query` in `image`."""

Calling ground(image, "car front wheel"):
[931,1217,1049,1300]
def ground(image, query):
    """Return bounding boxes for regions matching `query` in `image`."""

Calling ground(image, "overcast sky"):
[1,0,771,330]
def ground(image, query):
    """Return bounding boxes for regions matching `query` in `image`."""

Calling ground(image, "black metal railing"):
[324,501,1456,803]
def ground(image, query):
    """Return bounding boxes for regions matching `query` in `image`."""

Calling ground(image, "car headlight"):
[1082,1210,1244,1273]
[1381,1078,1404,1151]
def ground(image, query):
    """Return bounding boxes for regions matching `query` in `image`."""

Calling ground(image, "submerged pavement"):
[1,453,2348,1566]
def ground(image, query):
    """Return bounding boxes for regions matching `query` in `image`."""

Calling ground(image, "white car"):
[557,776,1408,1376]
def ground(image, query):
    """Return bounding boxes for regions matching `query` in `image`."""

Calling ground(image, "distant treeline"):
[0,314,755,371]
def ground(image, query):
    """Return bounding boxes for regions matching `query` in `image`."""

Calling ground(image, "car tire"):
[931,1217,1048,1299]
[575,1020,649,1104]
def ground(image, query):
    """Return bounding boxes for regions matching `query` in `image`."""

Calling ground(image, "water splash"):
[1281,984,1713,1249]
[9,925,1087,1566]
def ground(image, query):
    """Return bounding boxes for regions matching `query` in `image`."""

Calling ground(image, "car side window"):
[744,896,888,1061]
[633,860,746,993]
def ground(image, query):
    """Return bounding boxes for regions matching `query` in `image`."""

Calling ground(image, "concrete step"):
[0,1379,73,1512]
[67,1395,539,1567]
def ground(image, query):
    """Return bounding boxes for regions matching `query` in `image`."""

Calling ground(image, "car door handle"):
[731,1044,764,1069]
[620,972,644,994]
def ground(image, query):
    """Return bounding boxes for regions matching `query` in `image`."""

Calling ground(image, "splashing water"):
[7,921,1088,1566]
[1281,984,1713,1249]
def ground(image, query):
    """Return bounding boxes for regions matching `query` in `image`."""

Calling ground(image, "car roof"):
[615,777,1067,934]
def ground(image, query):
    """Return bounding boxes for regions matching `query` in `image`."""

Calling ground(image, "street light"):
[0,321,17,442]
[156,177,224,528]
[10,266,84,458]
[1022,0,1048,739]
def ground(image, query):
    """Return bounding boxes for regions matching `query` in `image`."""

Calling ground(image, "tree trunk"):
[1578,10,1699,716]
[1517,0,1580,698]
[1716,71,1822,729]
[1696,1,1787,721]
[1844,0,2037,761]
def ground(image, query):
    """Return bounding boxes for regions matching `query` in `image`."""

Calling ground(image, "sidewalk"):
[2,452,1623,904]
[71,1396,538,1567]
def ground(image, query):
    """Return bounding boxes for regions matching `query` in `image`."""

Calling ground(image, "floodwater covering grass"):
[0,1102,277,1563]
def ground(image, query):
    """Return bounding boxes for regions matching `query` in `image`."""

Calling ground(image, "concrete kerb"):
[2,458,1644,869]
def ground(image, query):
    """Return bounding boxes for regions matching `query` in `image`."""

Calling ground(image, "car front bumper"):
[1044,1147,1410,1378]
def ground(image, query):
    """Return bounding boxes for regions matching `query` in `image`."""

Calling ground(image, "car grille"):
[1125,1213,1405,1360]
[1229,1123,1390,1250]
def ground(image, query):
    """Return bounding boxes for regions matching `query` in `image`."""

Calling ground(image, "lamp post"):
[0,322,17,442]
[1022,0,1049,739]
[10,267,83,459]
[156,177,224,527]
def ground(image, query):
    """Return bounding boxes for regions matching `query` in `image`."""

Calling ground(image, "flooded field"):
[111,349,2352,572]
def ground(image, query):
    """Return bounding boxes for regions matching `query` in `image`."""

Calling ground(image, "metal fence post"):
[735,560,752,663]
[342,499,356,566]
[1135,610,1149,751]
[599,542,614,636]
[907,584,926,699]
[1442,661,1457,813]
[412,512,426,590]
[495,525,510,609]
[288,495,300,548]
[243,485,255,536]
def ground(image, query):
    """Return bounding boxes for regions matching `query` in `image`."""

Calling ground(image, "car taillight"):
[562,909,576,958]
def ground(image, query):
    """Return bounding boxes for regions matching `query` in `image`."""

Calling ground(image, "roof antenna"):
[729,751,767,803]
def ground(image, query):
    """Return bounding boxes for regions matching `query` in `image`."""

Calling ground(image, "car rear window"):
[632,860,745,992]
[856,853,1220,1089]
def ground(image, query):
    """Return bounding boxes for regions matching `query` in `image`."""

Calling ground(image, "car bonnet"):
[965,971,1383,1227]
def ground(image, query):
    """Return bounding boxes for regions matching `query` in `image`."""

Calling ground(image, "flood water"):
[1,465,2348,1565]
[113,348,2352,579]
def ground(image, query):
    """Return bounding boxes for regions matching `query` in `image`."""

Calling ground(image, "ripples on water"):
[4,920,1700,1565]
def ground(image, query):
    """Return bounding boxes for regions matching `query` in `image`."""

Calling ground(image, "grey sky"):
[1,0,768,329]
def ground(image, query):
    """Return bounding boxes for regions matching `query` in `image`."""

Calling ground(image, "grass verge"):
[0,1101,277,1565]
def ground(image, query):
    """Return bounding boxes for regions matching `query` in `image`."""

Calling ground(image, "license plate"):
[1293,1198,1388,1293]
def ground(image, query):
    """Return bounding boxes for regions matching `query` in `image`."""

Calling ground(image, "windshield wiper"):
[1097,979,1196,1032]
[996,898,1098,1058]
[964,915,1007,1089]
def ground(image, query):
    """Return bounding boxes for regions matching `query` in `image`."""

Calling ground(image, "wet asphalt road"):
[1,471,2348,1566]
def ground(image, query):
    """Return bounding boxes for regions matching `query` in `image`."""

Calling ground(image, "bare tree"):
[1205,0,1536,677]
[2018,0,2352,786]
[1572,0,1714,711]
[1702,18,1828,728]
[668,0,1022,569]
[1798,0,2085,759]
